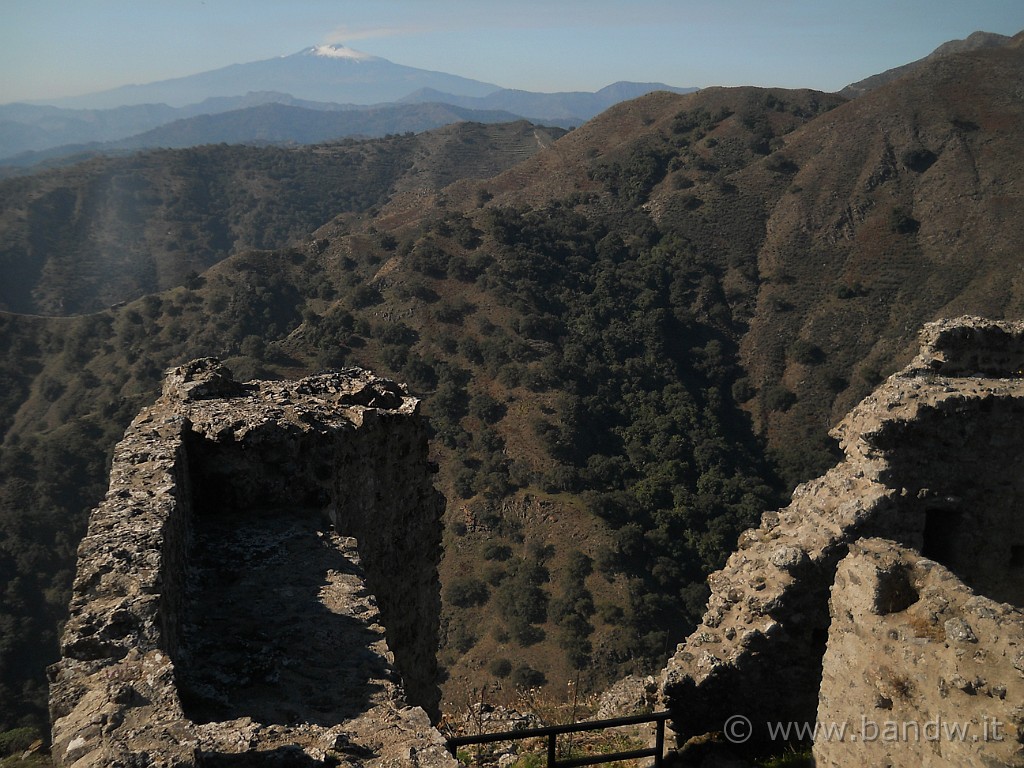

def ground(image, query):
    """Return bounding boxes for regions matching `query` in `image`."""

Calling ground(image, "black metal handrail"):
[446,710,670,767]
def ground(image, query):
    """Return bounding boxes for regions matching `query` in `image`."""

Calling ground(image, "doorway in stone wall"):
[920,507,962,568]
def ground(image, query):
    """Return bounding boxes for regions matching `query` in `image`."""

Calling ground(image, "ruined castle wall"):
[163,437,195,662]
[327,407,444,718]
[658,459,902,746]
[181,400,444,717]
[907,315,1024,377]
[875,397,1024,607]
[48,360,456,768]
[815,538,1024,768]
[48,405,202,766]
[659,317,1024,753]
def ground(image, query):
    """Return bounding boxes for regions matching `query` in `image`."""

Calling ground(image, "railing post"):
[547,732,557,766]
[655,716,665,767]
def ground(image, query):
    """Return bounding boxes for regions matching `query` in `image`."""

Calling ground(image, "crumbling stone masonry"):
[660,316,1024,765]
[48,359,458,767]
[817,538,1023,768]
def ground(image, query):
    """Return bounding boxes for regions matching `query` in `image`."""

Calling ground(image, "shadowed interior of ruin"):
[172,429,400,731]
[882,397,1024,607]
[200,749,330,768]
[177,504,394,726]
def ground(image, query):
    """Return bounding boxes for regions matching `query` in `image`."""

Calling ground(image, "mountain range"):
[7,31,1013,169]
[0,27,1022,746]
[0,45,695,165]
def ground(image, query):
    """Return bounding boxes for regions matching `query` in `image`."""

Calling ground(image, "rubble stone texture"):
[816,538,1023,768]
[659,316,1024,766]
[48,359,457,767]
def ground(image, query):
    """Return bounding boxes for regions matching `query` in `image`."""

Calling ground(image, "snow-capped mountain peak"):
[36,44,500,109]
[307,44,375,62]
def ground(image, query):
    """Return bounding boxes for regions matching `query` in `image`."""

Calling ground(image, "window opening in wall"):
[1010,544,1024,569]
[921,508,961,567]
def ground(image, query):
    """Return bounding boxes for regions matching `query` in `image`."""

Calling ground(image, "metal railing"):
[446,710,670,767]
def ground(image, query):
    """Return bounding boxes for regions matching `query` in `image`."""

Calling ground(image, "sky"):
[3,0,1024,105]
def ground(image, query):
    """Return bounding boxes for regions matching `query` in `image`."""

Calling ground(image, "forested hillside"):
[1,35,1024,740]
[0,120,564,316]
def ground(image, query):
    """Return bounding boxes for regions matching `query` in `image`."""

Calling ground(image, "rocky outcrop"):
[595,675,659,721]
[48,359,456,767]
[660,316,1024,762]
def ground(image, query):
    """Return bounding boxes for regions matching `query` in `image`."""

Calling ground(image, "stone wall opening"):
[815,538,1024,768]
[881,399,1024,607]
[1012,545,1024,569]
[920,508,961,567]
[172,416,434,728]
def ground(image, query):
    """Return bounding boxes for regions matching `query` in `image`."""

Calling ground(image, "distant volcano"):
[42,45,502,110]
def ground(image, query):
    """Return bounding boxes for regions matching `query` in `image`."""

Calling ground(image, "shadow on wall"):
[201,746,336,767]
[177,504,396,726]
[881,399,1024,607]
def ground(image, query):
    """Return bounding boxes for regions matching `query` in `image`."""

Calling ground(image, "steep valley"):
[1,33,1024,743]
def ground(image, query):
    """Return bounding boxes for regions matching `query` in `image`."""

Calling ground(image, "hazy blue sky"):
[3,0,1023,104]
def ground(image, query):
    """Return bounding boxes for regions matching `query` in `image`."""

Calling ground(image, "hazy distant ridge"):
[0,46,697,164]
[0,92,340,159]
[399,81,699,123]
[37,46,502,110]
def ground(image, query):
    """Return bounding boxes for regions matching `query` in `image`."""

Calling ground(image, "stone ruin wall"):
[48,359,458,767]
[659,316,1024,765]
[817,538,1023,768]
